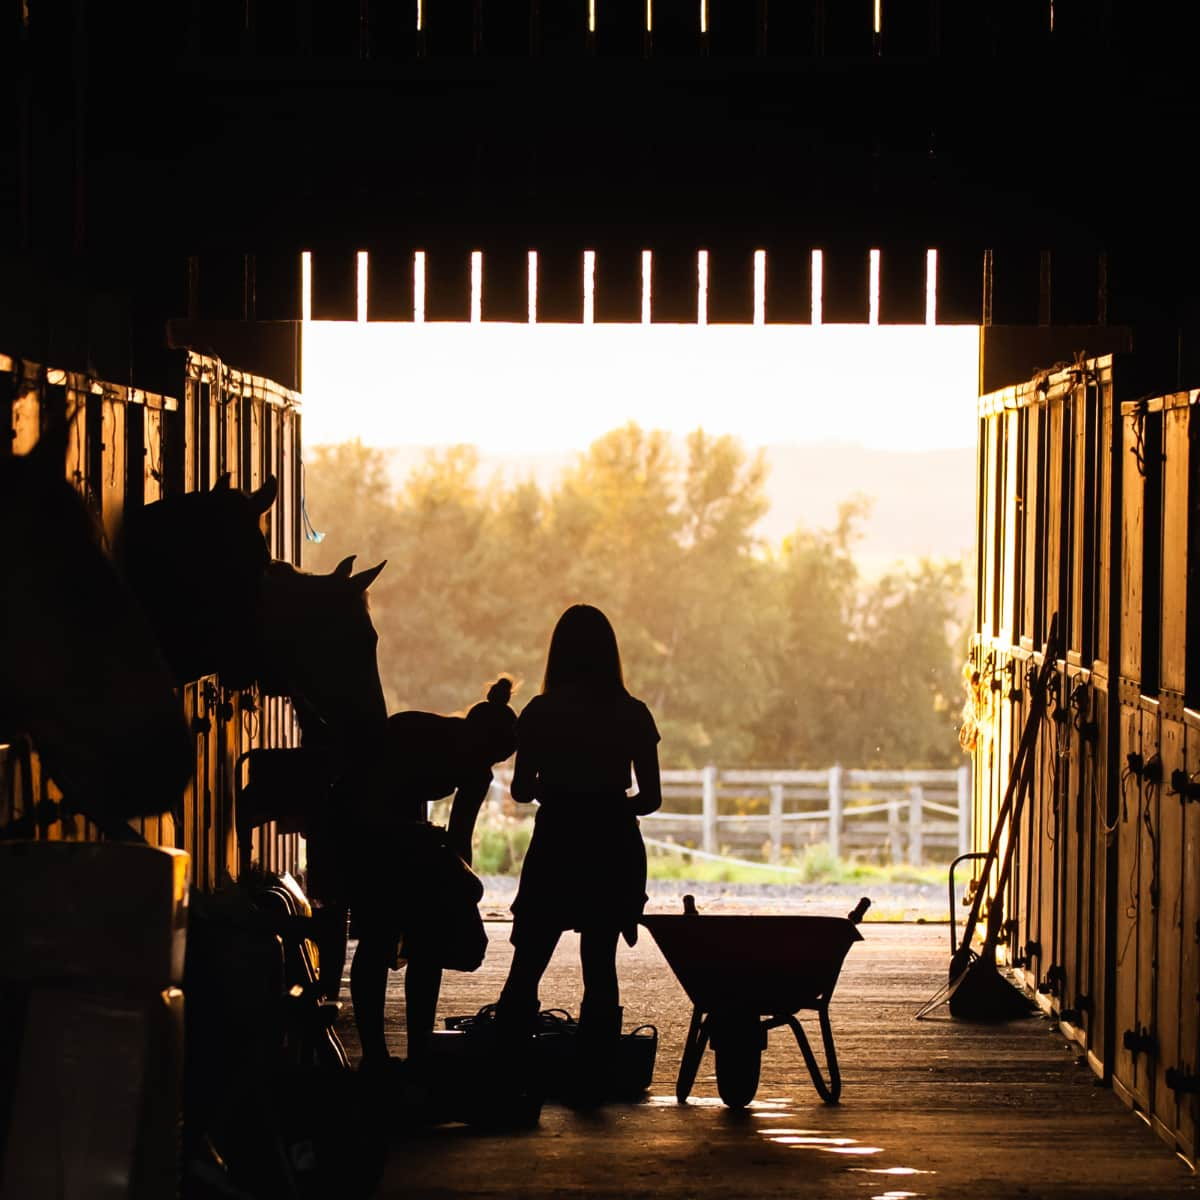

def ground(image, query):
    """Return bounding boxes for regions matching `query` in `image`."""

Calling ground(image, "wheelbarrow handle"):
[847,897,871,924]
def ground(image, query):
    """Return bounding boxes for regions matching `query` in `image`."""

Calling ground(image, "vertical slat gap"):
[414,251,426,323]
[583,250,595,324]
[868,248,880,326]
[811,249,823,326]
[641,250,652,324]
[753,250,766,325]
[356,251,368,323]
[925,248,938,325]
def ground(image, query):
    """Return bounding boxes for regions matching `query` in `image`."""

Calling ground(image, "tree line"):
[302,426,970,769]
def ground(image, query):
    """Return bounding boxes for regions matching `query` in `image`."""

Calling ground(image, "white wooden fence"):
[487,764,972,867]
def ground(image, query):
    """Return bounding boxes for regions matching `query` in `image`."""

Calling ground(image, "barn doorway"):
[298,248,980,916]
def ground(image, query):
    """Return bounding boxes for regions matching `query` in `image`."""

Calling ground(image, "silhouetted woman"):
[495,605,662,1087]
[350,677,518,1069]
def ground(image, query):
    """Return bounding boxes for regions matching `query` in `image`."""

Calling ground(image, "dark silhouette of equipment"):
[916,613,1060,1022]
[643,894,870,1108]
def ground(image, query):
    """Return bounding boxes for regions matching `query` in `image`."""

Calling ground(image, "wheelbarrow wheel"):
[715,1045,761,1109]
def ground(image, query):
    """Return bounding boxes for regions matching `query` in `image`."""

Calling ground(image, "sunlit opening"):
[811,249,823,326]
[583,250,596,324]
[588,0,596,34]
[753,250,766,326]
[413,251,426,324]
[300,247,979,896]
[300,250,312,322]
[868,249,880,326]
[641,250,652,325]
[700,0,708,35]
[416,0,423,32]
[646,0,653,33]
[873,0,882,34]
[925,249,938,326]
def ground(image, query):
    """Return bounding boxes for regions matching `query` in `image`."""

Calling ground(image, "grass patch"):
[457,803,950,887]
[645,842,946,887]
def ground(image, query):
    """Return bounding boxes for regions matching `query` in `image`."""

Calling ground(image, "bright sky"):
[301,322,979,454]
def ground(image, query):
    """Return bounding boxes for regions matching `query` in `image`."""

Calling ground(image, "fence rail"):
[488,764,972,867]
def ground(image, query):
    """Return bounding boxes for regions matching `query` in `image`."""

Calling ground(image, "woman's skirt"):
[510,794,647,946]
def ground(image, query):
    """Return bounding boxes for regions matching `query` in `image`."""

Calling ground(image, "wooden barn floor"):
[333,921,1200,1200]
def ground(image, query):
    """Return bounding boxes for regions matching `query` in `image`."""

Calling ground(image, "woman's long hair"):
[542,604,626,694]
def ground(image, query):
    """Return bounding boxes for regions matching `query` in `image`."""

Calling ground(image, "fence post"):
[702,764,718,855]
[957,762,971,855]
[887,798,903,864]
[827,764,842,860]
[908,784,924,866]
[769,783,784,863]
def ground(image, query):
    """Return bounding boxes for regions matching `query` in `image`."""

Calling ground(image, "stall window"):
[993,416,1007,637]
[1058,395,1075,654]
[1031,406,1048,644]
[1140,409,1164,694]
[1013,406,1028,643]
[1186,404,1200,709]
[976,415,988,636]
[1079,382,1099,664]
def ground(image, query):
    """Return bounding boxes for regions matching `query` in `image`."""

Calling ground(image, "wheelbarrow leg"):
[675,1006,709,1103]
[784,1002,842,1104]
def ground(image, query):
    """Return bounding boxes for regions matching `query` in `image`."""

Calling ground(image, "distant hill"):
[375,441,976,576]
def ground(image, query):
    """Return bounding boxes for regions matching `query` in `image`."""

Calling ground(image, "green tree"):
[651,431,774,765]
[751,497,871,766]
[301,428,972,771]
[850,557,970,766]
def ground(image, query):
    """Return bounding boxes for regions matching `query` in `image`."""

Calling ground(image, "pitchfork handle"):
[848,897,871,924]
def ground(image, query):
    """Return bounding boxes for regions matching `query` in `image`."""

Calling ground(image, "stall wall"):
[0,350,304,889]
[971,353,1200,1162]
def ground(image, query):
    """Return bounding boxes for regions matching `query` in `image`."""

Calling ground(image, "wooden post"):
[957,762,971,855]
[701,764,718,855]
[908,784,924,866]
[888,798,903,864]
[828,764,842,860]
[769,783,784,864]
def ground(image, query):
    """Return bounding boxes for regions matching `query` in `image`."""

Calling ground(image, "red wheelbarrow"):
[642,896,869,1109]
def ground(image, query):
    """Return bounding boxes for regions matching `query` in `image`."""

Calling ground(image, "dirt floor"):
[328,899,1200,1200]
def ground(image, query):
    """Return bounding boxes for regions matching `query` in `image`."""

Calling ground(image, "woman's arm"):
[509,749,538,805]
[446,767,493,865]
[630,747,662,816]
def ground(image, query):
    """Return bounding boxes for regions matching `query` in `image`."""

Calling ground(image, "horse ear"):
[250,476,278,515]
[350,560,387,593]
[212,473,232,492]
[333,555,356,579]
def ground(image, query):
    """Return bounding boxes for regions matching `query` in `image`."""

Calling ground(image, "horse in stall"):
[0,426,192,831]
[184,555,390,1200]
[113,471,278,689]
[116,482,390,1195]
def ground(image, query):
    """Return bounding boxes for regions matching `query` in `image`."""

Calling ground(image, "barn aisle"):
[333,921,1199,1199]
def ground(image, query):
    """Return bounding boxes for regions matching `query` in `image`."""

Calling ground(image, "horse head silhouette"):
[256,555,389,751]
[0,426,192,826]
[114,472,277,688]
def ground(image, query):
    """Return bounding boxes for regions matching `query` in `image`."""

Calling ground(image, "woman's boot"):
[573,1001,623,1104]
